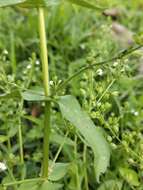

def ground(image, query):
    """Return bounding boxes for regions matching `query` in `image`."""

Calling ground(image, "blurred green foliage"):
[0,0,143,189]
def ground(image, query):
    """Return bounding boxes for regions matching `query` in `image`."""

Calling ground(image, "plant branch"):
[57,45,142,91]
[3,178,44,187]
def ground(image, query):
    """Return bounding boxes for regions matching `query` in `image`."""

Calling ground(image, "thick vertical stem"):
[38,7,50,178]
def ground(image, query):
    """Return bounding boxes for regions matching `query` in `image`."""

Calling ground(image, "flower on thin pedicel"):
[0,162,7,172]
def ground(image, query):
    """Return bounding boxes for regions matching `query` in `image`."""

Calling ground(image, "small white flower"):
[131,109,139,116]
[3,49,8,55]
[50,81,54,85]
[134,111,139,116]
[96,69,103,76]
[36,60,40,65]
[80,44,85,50]
[113,61,119,67]
[27,64,32,69]
[0,162,7,172]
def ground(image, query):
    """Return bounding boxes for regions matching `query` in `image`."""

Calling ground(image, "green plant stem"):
[18,123,24,164]
[3,178,44,187]
[96,79,115,104]
[10,31,17,74]
[51,131,69,167]
[74,135,81,190]
[83,145,89,190]
[18,101,24,165]
[6,164,17,189]
[38,7,50,178]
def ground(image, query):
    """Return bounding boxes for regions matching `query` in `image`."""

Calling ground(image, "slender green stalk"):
[74,135,81,190]
[38,7,50,178]
[10,31,17,74]
[3,178,44,187]
[6,164,17,190]
[83,145,89,190]
[18,123,24,164]
[51,131,69,168]
[96,79,115,104]
[18,101,24,165]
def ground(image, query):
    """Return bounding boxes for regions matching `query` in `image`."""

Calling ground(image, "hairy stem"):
[38,7,50,178]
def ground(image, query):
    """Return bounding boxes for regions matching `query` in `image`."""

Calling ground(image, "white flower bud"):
[0,162,7,172]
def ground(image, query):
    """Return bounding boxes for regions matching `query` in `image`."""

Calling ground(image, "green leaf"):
[134,32,143,45]
[97,180,123,190]
[0,0,25,7]
[49,162,70,181]
[18,181,39,190]
[22,115,74,145]
[58,95,110,182]
[8,125,19,138]
[0,0,61,8]
[20,0,61,8]
[0,90,21,100]
[19,181,62,190]
[67,0,105,10]
[0,135,8,143]
[40,181,63,190]
[119,167,140,187]
[21,89,46,101]
[22,115,42,126]
[0,0,104,10]
[50,133,74,146]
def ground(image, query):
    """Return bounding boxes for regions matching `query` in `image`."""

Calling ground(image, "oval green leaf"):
[58,95,110,182]
[0,0,61,8]
[119,167,140,187]
[97,180,123,190]
[0,135,8,143]
[0,0,105,10]
[0,0,25,7]
[49,162,70,181]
